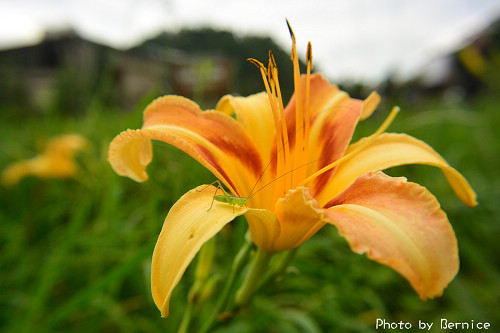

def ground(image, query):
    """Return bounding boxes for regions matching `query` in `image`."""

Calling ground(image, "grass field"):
[1,87,499,332]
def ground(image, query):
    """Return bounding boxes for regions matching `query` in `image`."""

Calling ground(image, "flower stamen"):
[269,51,291,193]
[247,57,287,194]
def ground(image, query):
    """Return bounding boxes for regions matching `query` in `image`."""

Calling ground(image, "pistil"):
[304,42,313,156]
[287,20,305,187]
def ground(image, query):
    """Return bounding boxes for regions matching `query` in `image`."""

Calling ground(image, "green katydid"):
[198,180,250,212]
[199,166,308,212]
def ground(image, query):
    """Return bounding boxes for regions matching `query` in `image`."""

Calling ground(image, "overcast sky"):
[1,0,500,83]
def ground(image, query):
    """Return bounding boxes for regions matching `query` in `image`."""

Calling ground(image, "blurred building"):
[377,16,500,105]
[0,29,233,114]
[408,18,499,101]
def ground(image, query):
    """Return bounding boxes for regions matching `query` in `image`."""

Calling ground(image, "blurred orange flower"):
[2,134,89,186]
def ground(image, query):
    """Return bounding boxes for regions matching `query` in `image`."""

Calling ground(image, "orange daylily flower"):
[2,134,89,186]
[108,27,476,317]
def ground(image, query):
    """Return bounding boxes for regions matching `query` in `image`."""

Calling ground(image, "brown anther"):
[286,19,296,44]
[268,50,277,68]
[247,58,266,71]
[307,42,313,68]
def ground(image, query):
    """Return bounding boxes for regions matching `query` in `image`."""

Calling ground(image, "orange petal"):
[216,92,275,163]
[282,73,341,154]
[152,185,247,317]
[2,155,78,185]
[106,129,153,182]
[307,94,362,195]
[290,74,376,195]
[2,159,38,185]
[318,133,477,207]
[246,187,325,252]
[244,209,281,253]
[285,73,341,122]
[324,172,459,300]
[283,74,380,194]
[360,91,381,120]
[108,95,264,196]
[44,134,89,155]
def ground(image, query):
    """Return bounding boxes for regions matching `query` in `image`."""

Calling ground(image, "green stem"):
[178,279,202,333]
[260,247,298,288]
[198,239,252,333]
[177,295,194,333]
[234,248,273,306]
[179,237,216,332]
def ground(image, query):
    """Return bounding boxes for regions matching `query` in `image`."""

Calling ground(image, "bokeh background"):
[1,1,499,332]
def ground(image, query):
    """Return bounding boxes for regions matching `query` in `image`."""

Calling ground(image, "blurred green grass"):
[0,90,499,333]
